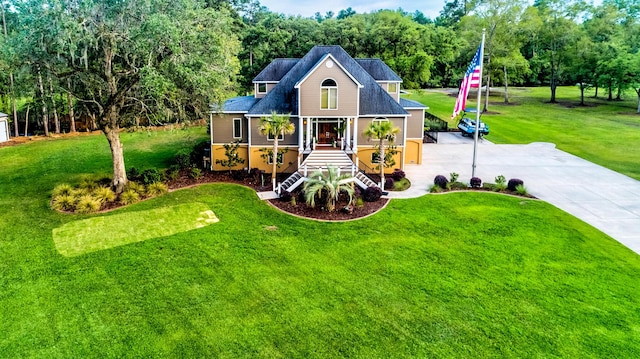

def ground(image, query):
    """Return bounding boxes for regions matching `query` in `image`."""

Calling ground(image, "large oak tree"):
[13,0,239,193]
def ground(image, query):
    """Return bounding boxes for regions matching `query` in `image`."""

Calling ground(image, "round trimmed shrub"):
[470,177,482,188]
[279,190,293,202]
[434,175,449,189]
[173,151,193,169]
[363,186,383,202]
[384,177,395,190]
[141,168,162,185]
[391,169,406,181]
[76,195,101,214]
[507,178,524,191]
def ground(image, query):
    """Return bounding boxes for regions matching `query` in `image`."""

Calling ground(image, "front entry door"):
[317,123,336,144]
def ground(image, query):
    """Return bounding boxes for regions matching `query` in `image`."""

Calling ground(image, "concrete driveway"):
[388,133,640,255]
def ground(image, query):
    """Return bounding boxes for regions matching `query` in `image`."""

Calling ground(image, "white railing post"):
[304,164,308,177]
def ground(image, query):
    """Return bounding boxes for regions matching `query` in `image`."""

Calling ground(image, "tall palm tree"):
[304,166,355,212]
[258,111,295,190]
[364,120,399,188]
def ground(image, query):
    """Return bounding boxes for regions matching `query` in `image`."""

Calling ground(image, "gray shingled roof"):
[248,45,407,116]
[400,98,427,109]
[253,59,300,82]
[221,96,260,113]
[356,59,402,82]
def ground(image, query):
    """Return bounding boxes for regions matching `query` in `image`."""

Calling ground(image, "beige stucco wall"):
[356,146,404,173]
[212,114,248,144]
[299,57,359,117]
[248,116,300,147]
[356,117,405,146]
[406,109,425,139]
[211,144,249,171]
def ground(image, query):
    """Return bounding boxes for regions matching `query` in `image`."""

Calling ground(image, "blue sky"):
[258,0,444,19]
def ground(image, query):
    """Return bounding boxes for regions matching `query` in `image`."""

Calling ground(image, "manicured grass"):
[404,87,640,180]
[1,128,640,357]
[53,203,219,257]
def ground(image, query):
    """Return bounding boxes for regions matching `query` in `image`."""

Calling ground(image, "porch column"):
[345,117,351,151]
[352,117,358,153]
[305,118,312,151]
[298,116,303,153]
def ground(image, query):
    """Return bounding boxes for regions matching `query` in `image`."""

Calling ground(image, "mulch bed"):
[268,197,388,221]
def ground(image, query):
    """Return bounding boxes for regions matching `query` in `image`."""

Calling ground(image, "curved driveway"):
[387,133,640,255]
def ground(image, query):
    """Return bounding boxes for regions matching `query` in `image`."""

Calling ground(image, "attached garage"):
[0,113,9,143]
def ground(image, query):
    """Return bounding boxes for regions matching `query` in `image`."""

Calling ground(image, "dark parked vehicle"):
[458,117,489,137]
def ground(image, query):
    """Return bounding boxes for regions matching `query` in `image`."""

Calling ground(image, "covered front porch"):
[297,117,358,153]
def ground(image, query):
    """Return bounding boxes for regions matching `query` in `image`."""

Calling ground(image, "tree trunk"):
[503,65,509,104]
[67,81,76,133]
[549,65,557,103]
[103,123,127,193]
[483,56,491,112]
[594,85,598,98]
[379,139,385,189]
[272,138,278,191]
[580,83,585,106]
[48,74,60,134]
[36,67,49,136]
[608,82,613,100]
[616,86,622,101]
[636,89,640,113]
[24,104,30,136]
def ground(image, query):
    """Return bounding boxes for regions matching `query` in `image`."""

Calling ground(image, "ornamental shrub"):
[190,140,210,168]
[507,178,524,191]
[392,169,406,181]
[146,182,168,197]
[51,194,77,212]
[470,177,482,188]
[119,189,140,205]
[279,190,293,202]
[52,183,74,197]
[173,151,192,169]
[363,186,383,202]
[164,165,180,181]
[189,167,203,180]
[384,177,395,190]
[141,168,162,185]
[434,175,448,189]
[125,181,146,195]
[93,187,116,203]
[449,172,459,183]
[127,167,141,181]
[76,195,101,214]
[515,184,528,196]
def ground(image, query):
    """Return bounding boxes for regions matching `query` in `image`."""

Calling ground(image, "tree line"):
[0,0,639,192]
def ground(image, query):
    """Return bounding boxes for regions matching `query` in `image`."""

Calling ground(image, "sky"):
[257,0,444,20]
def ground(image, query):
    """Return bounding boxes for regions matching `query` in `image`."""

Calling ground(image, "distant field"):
[404,86,640,180]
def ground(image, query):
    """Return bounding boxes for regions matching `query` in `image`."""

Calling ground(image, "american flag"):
[452,46,482,119]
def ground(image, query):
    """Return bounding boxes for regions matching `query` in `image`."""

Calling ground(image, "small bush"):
[146,182,168,197]
[93,187,116,203]
[355,197,364,208]
[508,178,524,191]
[279,190,293,202]
[127,167,141,181]
[76,195,101,214]
[515,184,528,196]
[495,175,506,185]
[493,181,507,191]
[290,197,296,206]
[164,165,180,181]
[190,140,210,168]
[429,184,443,193]
[470,177,482,188]
[141,168,162,185]
[189,167,203,180]
[449,172,459,183]
[391,169,406,181]
[119,189,140,205]
[125,181,146,195]
[52,183,74,197]
[434,175,448,189]
[363,186,383,202]
[72,187,91,197]
[79,178,99,191]
[393,178,411,191]
[384,177,395,190]
[449,181,468,190]
[51,194,77,212]
[173,151,193,169]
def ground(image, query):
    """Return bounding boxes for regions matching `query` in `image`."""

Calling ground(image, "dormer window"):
[321,79,337,110]
[257,83,267,94]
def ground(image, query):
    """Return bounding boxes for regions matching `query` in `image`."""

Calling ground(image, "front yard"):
[1,127,640,357]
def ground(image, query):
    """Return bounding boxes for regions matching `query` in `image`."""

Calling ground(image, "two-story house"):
[209,45,427,192]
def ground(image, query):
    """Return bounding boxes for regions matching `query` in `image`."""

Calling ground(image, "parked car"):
[457,117,489,137]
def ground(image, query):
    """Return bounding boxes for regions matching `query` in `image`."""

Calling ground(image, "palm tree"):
[304,166,355,212]
[258,111,295,190]
[363,120,399,188]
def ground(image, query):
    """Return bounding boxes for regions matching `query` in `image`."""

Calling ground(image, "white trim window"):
[257,83,267,94]
[267,152,284,164]
[233,118,242,139]
[372,117,389,127]
[267,132,284,141]
[321,79,338,110]
[388,82,397,94]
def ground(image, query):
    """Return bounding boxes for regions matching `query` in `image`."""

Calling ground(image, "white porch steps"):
[277,150,379,194]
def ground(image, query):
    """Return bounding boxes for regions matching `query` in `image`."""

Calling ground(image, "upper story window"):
[267,132,284,141]
[388,83,397,93]
[257,83,267,94]
[372,117,389,128]
[321,79,338,110]
[233,118,242,139]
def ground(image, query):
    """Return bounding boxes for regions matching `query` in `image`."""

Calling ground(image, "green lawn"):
[404,86,640,180]
[1,127,640,357]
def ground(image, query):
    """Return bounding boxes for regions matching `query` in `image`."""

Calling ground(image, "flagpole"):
[471,29,486,179]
